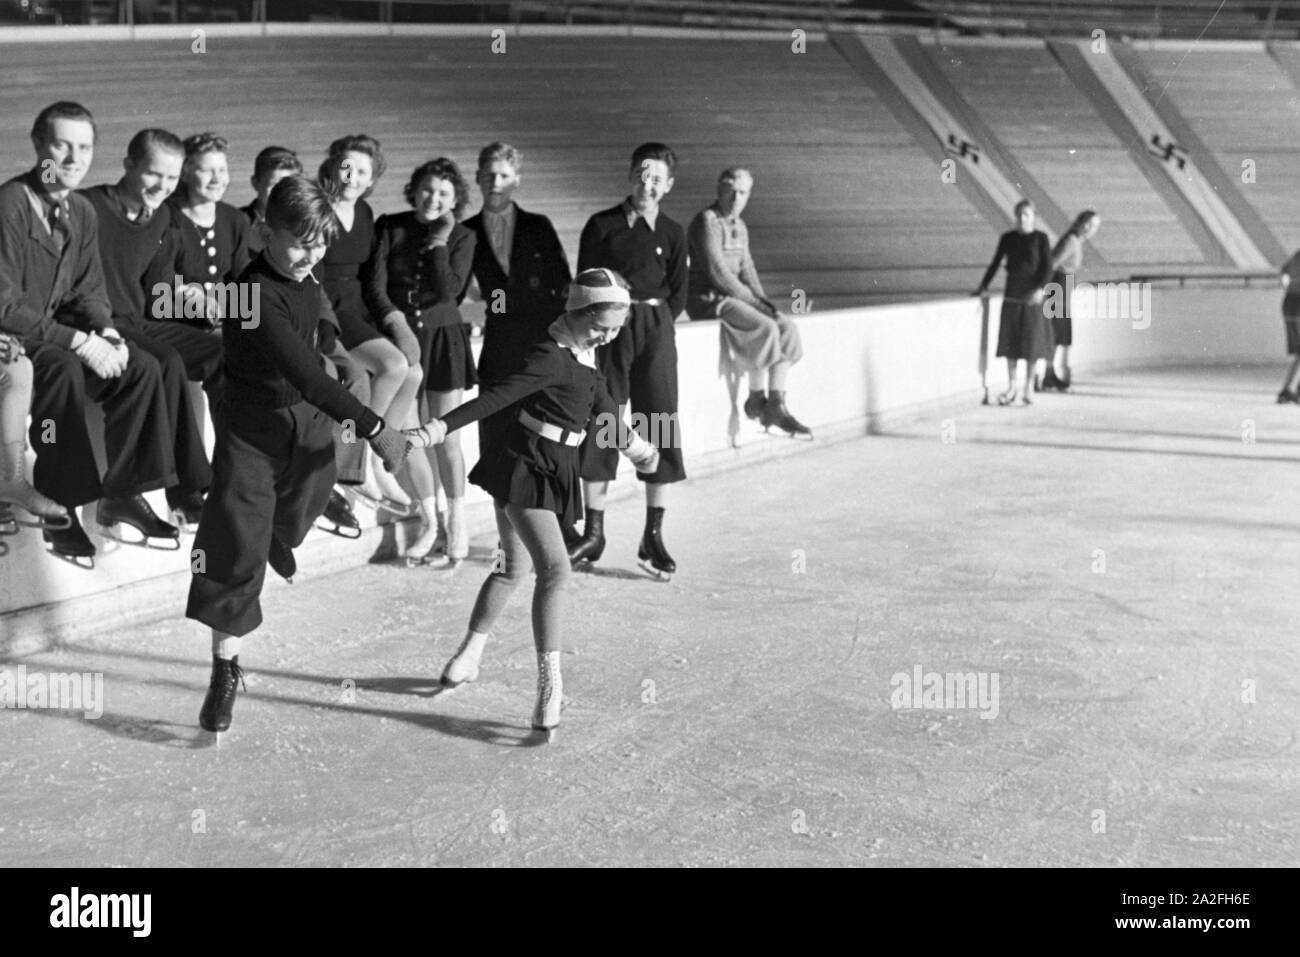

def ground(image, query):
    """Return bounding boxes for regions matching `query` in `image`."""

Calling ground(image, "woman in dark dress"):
[163,132,251,330]
[975,199,1054,406]
[319,135,423,508]
[406,269,660,740]
[365,158,477,564]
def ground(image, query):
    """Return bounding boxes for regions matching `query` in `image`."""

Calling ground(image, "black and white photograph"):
[0,0,1291,907]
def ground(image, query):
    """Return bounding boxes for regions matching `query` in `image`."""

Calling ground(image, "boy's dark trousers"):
[577,300,685,484]
[25,339,178,507]
[186,397,335,637]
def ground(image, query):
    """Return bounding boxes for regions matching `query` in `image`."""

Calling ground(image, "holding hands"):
[368,424,411,473]
[405,418,448,449]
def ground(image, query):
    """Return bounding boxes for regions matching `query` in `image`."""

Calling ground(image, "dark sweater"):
[443,338,624,444]
[221,252,380,435]
[163,198,252,288]
[81,184,177,325]
[977,229,1053,301]
[0,170,113,348]
[362,212,475,329]
[577,201,687,317]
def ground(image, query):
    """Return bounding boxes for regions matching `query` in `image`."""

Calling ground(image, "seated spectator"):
[0,101,179,564]
[82,128,222,529]
[0,333,69,545]
[687,167,808,437]
[162,132,252,330]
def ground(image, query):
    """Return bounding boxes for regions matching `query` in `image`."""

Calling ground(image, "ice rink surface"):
[2,366,1298,867]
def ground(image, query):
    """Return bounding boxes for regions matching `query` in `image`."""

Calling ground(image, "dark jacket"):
[462,204,571,383]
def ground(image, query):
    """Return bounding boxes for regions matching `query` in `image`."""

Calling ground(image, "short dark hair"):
[265,175,340,247]
[318,134,386,201]
[252,146,302,183]
[31,101,97,146]
[1013,199,1034,217]
[630,142,676,175]
[477,141,522,173]
[403,157,471,218]
[127,129,184,166]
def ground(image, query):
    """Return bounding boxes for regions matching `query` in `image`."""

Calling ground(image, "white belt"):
[633,298,663,306]
[519,410,585,446]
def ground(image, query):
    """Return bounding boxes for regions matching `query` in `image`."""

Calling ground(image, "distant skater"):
[974,199,1053,406]
[1041,210,1100,393]
[1278,247,1300,403]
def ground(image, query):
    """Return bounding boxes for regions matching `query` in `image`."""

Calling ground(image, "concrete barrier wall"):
[0,285,1285,653]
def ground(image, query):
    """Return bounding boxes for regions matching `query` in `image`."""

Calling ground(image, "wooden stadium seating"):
[917,36,1208,265]
[1133,42,1300,260]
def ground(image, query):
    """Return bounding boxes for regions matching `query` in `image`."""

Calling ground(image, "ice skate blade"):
[46,547,95,570]
[636,557,673,581]
[99,524,182,551]
[168,510,200,535]
[315,519,362,540]
[0,539,8,557]
[11,511,73,531]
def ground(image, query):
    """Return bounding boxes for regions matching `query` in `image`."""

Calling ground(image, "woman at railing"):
[974,199,1054,406]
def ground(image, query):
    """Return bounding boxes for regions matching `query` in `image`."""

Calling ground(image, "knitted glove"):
[621,432,661,475]
[74,333,122,379]
[368,424,411,473]
[405,418,448,449]
[423,212,455,250]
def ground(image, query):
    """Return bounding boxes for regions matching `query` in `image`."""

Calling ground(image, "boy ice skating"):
[186,175,409,734]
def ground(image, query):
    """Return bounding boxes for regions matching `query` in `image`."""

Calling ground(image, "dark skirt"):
[468,423,583,529]
[329,279,385,350]
[996,297,1052,361]
[414,319,479,392]
[1283,293,1300,354]
[1048,269,1072,347]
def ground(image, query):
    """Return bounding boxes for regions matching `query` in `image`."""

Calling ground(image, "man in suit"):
[461,142,572,459]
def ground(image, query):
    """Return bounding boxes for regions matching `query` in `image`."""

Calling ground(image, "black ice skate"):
[743,391,767,422]
[0,503,16,537]
[199,655,246,734]
[97,494,181,550]
[316,488,362,540]
[268,534,296,583]
[760,393,812,440]
[637,506,675,580]
[43,509,96,569]
[568,508,605,565]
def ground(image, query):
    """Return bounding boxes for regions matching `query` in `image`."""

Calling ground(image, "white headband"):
[566,270,632,311]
